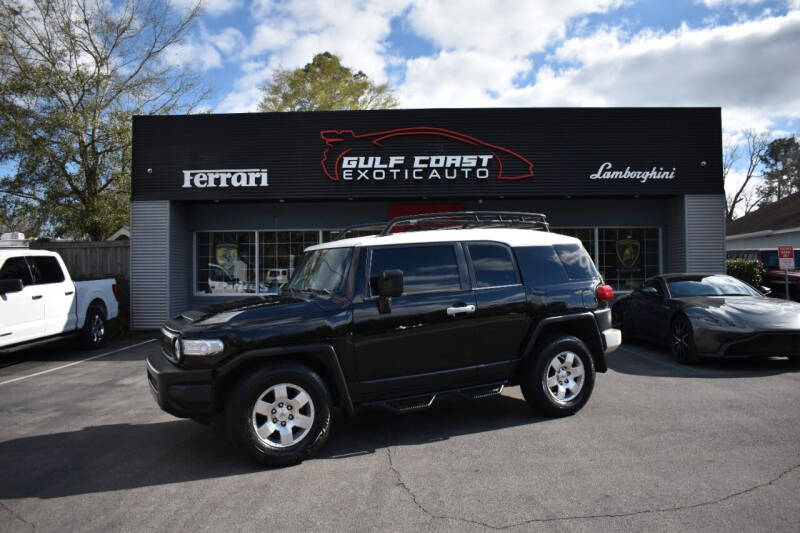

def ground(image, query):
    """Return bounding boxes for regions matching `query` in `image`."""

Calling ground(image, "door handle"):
[32,295,43,300]
[65,291,74,296]
[446,304,476,316]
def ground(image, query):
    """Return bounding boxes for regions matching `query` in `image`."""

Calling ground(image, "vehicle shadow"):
[0,393,542,499]
[611,341,800,379]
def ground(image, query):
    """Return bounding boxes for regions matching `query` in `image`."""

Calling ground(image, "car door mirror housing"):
[372,270,404,298]
[641,286,659,296]
[760,286,772,296]
[0,278,24,294]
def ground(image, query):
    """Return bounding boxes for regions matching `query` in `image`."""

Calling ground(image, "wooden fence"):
[30,240,131,326]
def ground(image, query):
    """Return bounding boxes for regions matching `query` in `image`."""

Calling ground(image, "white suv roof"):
[307,228,581,251]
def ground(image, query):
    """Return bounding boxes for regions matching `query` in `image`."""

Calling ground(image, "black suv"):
[147,212,621,465]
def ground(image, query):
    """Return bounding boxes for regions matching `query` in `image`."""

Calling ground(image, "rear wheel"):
[670,315,699,365]
[225,362,331,466]
[80,305,107,349]
[520,335,595,417]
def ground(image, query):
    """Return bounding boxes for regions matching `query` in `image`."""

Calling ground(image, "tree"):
[757,135,800,205]
[258,52,398,112]
[725,130,769,220]
[0,0,209,240]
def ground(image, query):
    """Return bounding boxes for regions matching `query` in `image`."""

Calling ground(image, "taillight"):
[596,284,614,301]
[112,283,120,302]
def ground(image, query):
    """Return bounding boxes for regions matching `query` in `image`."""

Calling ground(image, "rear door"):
[465,242,529,380]
[27,255,77,335]
[351,243,479,399]
[0,256,44,346]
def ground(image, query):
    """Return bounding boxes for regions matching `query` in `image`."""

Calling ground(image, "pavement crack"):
[0,500,36,531]
[382,448,800,530]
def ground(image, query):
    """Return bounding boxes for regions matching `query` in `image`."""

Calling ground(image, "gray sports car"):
[612,273,800,364]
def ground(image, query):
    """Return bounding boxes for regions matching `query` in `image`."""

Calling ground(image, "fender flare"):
[215,343,354,415]
[522,312,607,372]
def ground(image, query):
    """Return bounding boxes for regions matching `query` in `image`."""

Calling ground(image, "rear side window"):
[27,256,65,285]
[467,244,519,288]
[370,245,461,295]
[514,246,569,286]
[0,257,34,286]
[553,243,599,280]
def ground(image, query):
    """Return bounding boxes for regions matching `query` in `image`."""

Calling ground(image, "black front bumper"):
[146,349,214,418]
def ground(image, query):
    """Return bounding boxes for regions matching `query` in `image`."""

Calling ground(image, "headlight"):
[181,339,224,356]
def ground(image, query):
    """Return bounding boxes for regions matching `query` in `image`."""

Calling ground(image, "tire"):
[225,362,332,467]
[80,305,107,349]
[520,335,596,418]
[670,315,699,365]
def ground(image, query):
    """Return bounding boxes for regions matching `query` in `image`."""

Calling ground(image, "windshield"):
[667,275,760,298]
[287,247,353,294]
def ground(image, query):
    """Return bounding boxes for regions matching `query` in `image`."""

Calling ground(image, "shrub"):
[726,258,765,288]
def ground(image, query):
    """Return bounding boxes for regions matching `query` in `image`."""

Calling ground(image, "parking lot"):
[0,338,798,532]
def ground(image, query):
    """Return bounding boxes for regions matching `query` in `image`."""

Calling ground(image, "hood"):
[681,296,800,329]
[168,293,324,330]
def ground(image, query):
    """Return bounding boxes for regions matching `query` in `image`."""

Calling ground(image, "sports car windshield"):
[287,247,352,294]
[667,275,760,298]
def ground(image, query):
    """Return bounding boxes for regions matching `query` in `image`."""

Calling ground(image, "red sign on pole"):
[778,246,795,271]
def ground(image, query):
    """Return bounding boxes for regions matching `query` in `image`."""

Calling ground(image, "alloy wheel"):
[251,383,315,449]
[671,318,690,361]
[90,313,105,344]
[543,351,585,404]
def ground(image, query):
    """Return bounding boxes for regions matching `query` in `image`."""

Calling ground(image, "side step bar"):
[379,381,507,414]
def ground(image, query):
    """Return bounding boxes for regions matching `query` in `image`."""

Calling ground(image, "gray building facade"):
[131,108,725,329]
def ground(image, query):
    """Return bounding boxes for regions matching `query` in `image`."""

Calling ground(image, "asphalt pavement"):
[0,336,798,532]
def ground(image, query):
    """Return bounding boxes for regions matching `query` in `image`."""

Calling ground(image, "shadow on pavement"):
[0,393,541,499]
[610,341,800,379]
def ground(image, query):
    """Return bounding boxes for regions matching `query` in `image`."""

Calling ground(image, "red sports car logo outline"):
[320,127,534,181]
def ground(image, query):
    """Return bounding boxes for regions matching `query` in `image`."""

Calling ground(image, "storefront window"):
[259,231,320,294]
[597,228,659,291]
[196,232,256,295]
[551,227,595,258]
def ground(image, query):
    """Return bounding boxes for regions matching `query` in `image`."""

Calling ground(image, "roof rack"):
[335,211,549,240]
[332,222,385,241]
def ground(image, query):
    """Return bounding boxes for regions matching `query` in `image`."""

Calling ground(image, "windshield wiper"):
[295,287,332,296]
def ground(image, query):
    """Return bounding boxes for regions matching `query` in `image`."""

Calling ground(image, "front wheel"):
[225,362,332,466]
[520,335,596,417]
[670,315,699,365]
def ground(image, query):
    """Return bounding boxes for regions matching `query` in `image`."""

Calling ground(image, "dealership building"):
[130,107,725,329]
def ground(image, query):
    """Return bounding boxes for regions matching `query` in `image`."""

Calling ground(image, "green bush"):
[726,258,765,288]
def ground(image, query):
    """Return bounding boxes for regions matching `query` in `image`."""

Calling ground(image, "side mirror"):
[760,286,772,296]
[0,278,24,294]
[372,270,404,298]
[641,286,659,296]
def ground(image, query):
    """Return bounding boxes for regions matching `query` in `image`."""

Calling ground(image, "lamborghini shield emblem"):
[616,239,640,269]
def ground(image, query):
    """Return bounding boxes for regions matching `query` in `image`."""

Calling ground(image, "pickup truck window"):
[0,257,34,286]
[467,243,519,288]
[27,256,65,285]
[370,245,460,295]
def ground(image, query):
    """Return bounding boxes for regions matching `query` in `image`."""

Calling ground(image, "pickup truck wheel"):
[225,362,331,467]
[80,306,106,349]
[520,335,595,417]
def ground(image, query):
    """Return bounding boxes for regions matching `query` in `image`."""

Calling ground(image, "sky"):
[165,0,800,206]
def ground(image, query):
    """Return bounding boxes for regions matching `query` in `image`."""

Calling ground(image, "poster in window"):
[616,239,641,273]
[215,244,238,276]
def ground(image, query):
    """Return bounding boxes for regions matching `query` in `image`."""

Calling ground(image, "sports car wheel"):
[670,315,699,365]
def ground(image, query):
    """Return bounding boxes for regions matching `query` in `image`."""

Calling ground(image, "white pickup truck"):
[0,248,119,352]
